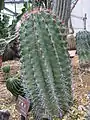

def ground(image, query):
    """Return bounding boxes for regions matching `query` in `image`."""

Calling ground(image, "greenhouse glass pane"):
[4,0,28,2]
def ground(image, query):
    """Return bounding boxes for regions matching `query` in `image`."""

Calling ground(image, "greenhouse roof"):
[4,0,29,3]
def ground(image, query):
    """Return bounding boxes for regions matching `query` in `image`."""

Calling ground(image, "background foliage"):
[0,14,9,39]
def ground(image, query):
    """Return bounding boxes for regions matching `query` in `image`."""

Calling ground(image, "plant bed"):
[0,58,90,120]
[0,60,21,82]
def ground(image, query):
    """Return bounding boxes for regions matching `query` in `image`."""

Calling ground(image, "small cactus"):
[2,65,10,73]
[19,9,73,119]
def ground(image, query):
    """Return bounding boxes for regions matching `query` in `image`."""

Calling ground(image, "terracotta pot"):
[0,56,2,67]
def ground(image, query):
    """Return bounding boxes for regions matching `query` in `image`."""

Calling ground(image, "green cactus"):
[76,30,90,68]
[0,39,6,56]
[19,10,73,119]
[6,77,25,97]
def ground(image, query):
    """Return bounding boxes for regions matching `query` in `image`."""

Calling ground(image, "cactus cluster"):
[76,30,90,68]
[19,10,73,119]
[0,39,6,56]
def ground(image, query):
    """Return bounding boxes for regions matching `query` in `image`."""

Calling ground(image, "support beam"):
[4,0,31,4]
[4,7,18,15]
[1,12,15,16]
[83,13,87,30]
[71,14,83,19]
[71,0,79,12]
[14,0,17,16]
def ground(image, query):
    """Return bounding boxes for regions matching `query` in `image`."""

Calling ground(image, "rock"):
[0,110,10,120]
[2,39,20,62]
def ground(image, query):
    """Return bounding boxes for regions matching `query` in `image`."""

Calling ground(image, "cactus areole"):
[19,9,73,120]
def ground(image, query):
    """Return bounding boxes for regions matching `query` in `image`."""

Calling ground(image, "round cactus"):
[19,9,73,119]
[6,77,25,97]
[2,65,10,73]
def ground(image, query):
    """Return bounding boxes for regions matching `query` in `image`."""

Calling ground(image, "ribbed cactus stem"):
[19,10,73,119]
[41,12,72,106]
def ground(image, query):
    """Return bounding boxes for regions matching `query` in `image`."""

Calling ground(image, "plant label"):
[16,95,30,119]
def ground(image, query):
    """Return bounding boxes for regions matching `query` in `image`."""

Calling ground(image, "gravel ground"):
[0,82,20,120]
[0,60,21,120]
[0,58,90,120]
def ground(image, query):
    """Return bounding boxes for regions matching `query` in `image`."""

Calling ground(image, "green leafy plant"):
[0,14,9,38]
[2,65,10,73]
[16,2,31,22]
[20,10,73,119]
[0,39,6,56]
[0,38,6,68]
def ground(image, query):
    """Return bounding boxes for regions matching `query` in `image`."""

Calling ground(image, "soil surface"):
[0,60,21,120]
[0,57,90,120]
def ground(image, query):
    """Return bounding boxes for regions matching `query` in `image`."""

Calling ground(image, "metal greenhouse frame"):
[3,0,27,16]
[2,0,79,17]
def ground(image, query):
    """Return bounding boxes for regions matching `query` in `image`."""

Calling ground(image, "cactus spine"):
[19,10,73,119]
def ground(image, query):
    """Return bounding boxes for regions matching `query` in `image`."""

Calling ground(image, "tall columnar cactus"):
[0,39,6,56]
[76,30,90,68]
[19,10,73,119]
